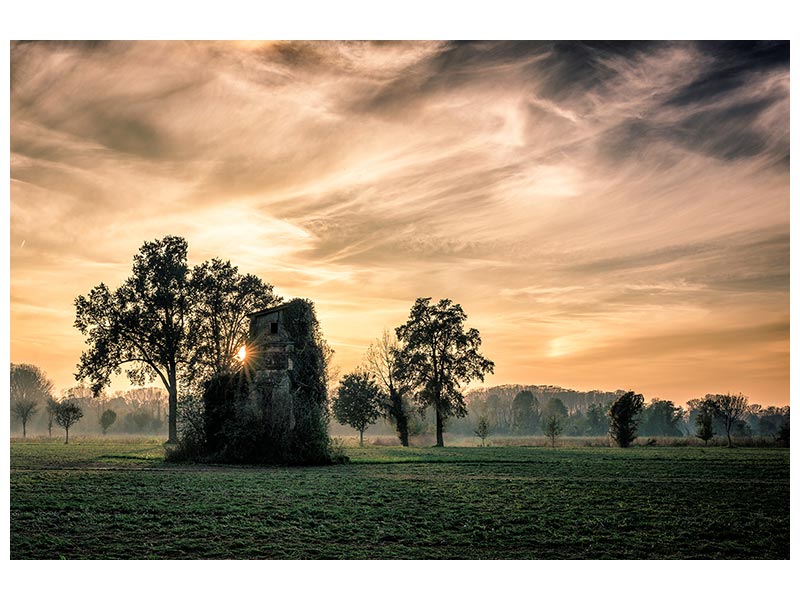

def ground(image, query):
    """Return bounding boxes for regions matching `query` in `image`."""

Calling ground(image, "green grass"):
[10,437,789,559]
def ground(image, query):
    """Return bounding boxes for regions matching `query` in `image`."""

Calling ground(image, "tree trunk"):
[65,427,69,445]
[727,430,733,448]
[167,371,178,444]
[22,421,27,438]
[359,429,364,447]
[435,409,444,447]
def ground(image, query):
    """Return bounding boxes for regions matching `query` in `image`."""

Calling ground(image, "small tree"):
[100,409,117,435]
[608,391,645,448]
[55,401,84,444]
[694,400,715,446]
[332,371,385,447]
[715,393,750,447]
[474,415,491,446]
[544,414,563,448]
[11,399,38,438]
[10,363,53,437]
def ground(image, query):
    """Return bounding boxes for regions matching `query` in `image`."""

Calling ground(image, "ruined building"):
[199,298,331,464]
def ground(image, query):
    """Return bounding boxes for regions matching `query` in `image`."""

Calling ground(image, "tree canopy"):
[55,401,84,444]
[396,297,494,447]
[10,363,53,437]
[75,236,277,443]
[332,370,385,447]
[714,393,750,447]
[608,391,645,448]
[186,258,280,382]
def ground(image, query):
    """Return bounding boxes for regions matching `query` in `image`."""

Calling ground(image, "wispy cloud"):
[10,41,789,404]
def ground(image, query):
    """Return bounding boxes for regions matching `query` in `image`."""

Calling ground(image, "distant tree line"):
[9,365,170,439]
[331,368,789,448]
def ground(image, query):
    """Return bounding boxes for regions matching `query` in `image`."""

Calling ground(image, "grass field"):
[10,437,789,559]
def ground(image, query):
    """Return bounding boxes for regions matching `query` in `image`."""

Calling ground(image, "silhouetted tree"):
[186,258,280,381]
[75,236,191,443]
[333,371,385,446]
[396,298,494,447]
[715,393,750,447]
[366,329,411,446]
[544,414,563,447]
[55,401,84,444]
[474,415,490,446]
[694,398,716,445]
[100,409,117,434]
[608,391,645,448]
[10,363,53,437]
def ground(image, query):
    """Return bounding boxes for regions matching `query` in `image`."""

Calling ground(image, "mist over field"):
[8,38,790,569]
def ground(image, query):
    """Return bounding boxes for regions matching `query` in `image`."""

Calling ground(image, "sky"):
[9,40,790,405]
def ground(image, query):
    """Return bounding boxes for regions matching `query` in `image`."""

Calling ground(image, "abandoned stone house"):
[245,301,313,433]
[248,302,297,373]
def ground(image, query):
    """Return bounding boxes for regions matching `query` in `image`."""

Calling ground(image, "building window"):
[270,322,279,334]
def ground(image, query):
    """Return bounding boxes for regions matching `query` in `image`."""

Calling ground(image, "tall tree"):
[332,370,385,447]
[55,401,84,444]
[714,393,750,448]
[365,329,411,446]
[187,258,280,381]
[75,238,276,444]
[10,363,53,437]
[396,297,494,447]
[75,236,190,443]
[608,391,645,448]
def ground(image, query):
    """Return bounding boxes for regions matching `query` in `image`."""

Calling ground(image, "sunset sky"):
[9,40,790,405]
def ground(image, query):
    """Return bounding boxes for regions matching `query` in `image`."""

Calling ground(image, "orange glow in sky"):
[9,41,789,405]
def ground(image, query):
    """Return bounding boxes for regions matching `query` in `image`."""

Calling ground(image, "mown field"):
[10,437,789,559]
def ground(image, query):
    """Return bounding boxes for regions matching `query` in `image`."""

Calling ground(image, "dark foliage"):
[544,414,563,447]
[75,236,277,444]
[396,297,494,447]
[693,399,716,445]
[640,399,686,437]
[332,371,385,446]
[55,401,84,444]
[99,409,117,434]
[170,299,333,465]
[608,391,645,448]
